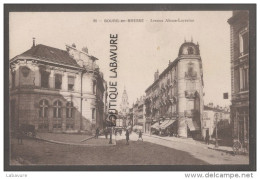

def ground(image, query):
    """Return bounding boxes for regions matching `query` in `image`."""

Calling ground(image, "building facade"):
[202,104,230,139]
[145,41,204,138]
[9,41,107,134]
[228,11,249,148]
[132,96,146,132]
[118,87,130,127]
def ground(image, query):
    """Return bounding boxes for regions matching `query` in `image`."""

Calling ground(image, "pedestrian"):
[104,128,108,139]
[125,129,130,145]
[205,130,210,145]
[95,128,99,139]
[137,130,143,141]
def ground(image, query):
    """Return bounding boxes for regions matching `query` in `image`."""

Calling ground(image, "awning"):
[186,118,200,131]
[160,119,177,129]
[151,122,160,129]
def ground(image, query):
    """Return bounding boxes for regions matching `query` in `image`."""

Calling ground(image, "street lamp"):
[214,112,219,148]
[109,126,113,144]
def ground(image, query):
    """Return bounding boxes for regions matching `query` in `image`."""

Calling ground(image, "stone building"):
[9,40,107,134]
[132,96,146,132]
[202,104,230,139]
[145,40,204,138]
[228,11,249,148]
[120,87,129,116]
[119,87,129,127]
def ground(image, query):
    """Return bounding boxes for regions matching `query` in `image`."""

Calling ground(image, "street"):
[10,132,248,165]
[116,132,249,165]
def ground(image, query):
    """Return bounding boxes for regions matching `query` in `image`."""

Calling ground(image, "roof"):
[178,42,200,56]
[12,44,81,68]
[145,58,179,93]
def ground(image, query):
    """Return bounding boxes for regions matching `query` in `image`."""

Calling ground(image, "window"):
[39,99,48,118]
[186,81,196,91]
[53,100,62,118]
[53,123,62,129]
[185,62,197,78]
[68,76,75,91]
[55,74,62,89]
[12,71,16,89]
[41,71,49,88]
[239,29,249,56]
[186,100,194,111]
[239,66,249,91]
[92,108,96,119]
[66,124,74,129]
[66,102,73,118]
[187,46,194,55]
[93,81,96,94]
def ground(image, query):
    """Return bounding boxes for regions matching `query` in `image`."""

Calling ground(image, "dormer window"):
[68,76,75,91]
[55,74,62,89]
[41,70,50,88]
[187,47,194,55]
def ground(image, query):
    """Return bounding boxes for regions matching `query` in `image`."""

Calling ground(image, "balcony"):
[184,110,198,118]
[185,90,196,99]
[185,71,197,80]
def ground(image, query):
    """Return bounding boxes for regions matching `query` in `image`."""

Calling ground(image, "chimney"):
[32,37,35,47]
[154,69,159,82]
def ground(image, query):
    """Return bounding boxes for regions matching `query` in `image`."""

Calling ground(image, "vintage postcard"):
[4,4,256,171]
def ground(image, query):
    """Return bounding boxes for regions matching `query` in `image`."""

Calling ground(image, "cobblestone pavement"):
[116,132,249,165]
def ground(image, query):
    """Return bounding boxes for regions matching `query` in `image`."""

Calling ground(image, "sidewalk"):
[143,133,234,154]
[36,132,116,146]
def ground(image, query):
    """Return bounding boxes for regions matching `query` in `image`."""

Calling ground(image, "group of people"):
[125,129,143,145]
[95,127,144,145]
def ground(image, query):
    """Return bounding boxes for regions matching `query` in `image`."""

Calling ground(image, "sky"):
[9,11,232,108]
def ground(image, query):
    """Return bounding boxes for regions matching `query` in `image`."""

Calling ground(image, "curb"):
[143,134,233,154]
[33,136,116,146]
[207,146,233,154]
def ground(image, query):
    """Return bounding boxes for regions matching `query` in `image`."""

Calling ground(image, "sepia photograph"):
[4,4,256,171]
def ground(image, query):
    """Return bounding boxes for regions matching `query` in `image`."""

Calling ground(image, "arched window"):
[66,102,73,118]
[187,47,194,55]
[53,100,62,118]
[39,99,48,118]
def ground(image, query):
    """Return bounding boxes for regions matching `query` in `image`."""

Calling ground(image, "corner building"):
[145,41,204,138]
[9,42,107,133]
[228,11,249,148]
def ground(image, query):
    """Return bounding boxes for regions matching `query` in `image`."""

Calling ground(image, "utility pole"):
[214,112,219,148]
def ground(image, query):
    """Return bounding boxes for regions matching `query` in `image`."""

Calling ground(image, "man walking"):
[205,130,210,145]
[137,130,143,141]
[95,128,100,139]
[125,129,130,145]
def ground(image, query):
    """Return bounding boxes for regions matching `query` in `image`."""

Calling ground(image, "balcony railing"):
[184,110,198,118]
[185,71,197,79]
[185,90,196,99]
